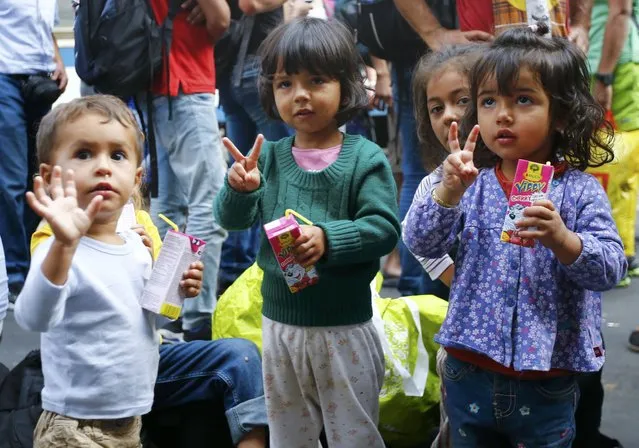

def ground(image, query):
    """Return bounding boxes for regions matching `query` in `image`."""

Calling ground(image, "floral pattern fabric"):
[403,168,627,372]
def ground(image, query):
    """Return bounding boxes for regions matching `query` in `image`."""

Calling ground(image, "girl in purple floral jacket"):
[404,24,627,448]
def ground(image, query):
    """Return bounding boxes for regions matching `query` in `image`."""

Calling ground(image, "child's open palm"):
[223,134,263,193]
[442,123,480,194]
[26,166,103,247]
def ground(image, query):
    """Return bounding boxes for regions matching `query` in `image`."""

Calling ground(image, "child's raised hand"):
[180,261,204,298]
[294,225,326,267]
[441,123,480,195]
[26,166,103,247]
[223,134,263,193]
[515,199,582,264]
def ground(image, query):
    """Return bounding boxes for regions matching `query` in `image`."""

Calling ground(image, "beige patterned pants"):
[262,317,386,448]
[34,410,141,448]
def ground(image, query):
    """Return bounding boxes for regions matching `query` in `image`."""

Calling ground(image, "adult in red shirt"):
[146,0,228,342]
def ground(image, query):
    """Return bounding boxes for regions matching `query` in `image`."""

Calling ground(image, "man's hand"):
[293,225,326,267]
[568,25,590,53]
[181,261,204,297]
[26,167,103,248]
[424,28,492,52]
[182,0,206,25]
[52,58,68,92]
[593,80,613,111]
[223,134,264,193]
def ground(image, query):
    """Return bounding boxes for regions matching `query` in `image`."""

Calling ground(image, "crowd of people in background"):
[0,0,638,447]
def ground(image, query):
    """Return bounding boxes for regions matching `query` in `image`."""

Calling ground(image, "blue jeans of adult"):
[0,74,49,293]
[443,354,579,447]
[217,56,291,288]
[155,339,267,445]
[392,64,450,298]
[148,92,228,331]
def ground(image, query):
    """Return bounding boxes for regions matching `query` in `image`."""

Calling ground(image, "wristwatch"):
[594,72,615,86]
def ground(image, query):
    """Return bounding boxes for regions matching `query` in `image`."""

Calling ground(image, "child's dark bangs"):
[475,49,546,97]
[271,23,342,78]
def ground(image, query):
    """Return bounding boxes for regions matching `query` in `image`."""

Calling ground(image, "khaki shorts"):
[34,410,142,448]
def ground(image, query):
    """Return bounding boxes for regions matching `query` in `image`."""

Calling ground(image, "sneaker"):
[184,321,212,342]
[629,329,639,352]
[615,276,631,288]
[627,256,639,277]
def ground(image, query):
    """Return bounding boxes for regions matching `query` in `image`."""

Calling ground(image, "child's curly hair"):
[412,44,483,171]
[461,23,614,171]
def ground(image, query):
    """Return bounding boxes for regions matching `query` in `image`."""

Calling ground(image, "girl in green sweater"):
[214,17,400,448]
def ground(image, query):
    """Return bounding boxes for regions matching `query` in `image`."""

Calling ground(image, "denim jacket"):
[403,168,627,372]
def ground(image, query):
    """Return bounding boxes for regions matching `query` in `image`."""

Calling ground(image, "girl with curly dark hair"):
[404,24,627,447]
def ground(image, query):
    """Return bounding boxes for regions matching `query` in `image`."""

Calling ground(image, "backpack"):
[74,0,182,198]
[336,0,457,63]
[74,0,180,98]
[0,351,44,448]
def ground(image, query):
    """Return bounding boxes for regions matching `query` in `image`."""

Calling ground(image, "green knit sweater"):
[214,134,400,326]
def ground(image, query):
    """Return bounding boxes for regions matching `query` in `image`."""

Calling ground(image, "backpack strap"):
[146,0,181,198]
[232,15,256,88]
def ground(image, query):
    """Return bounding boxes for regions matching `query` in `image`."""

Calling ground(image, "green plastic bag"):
[212,264,449,447]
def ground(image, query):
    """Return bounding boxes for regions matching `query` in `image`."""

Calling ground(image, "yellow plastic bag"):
[374,294,448,448]
[213,264,449,447]
[587,130,639,257]
[212,263,265,351]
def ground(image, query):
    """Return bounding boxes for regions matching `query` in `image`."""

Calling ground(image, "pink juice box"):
[264,214,319,293]
[500,159,555,248]
[140,230,206,319]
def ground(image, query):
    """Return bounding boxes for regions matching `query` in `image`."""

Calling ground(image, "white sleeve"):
[14,242,74,333]
[402,167,454,280]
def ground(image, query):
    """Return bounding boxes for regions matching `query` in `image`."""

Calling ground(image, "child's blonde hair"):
[36,95,147,210]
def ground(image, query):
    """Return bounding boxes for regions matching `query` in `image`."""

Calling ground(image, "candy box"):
[140,230,206,319]
[500,159,555,248]
[264,214,319,293]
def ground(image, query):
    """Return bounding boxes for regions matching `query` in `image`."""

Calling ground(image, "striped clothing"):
[402,166,454,280]
[493,0,568,37]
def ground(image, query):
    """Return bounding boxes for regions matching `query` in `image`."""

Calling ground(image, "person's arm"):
[569,0,595,52]
[51,35,68,92]
[15,241,76,332]
[392,0,492,51]
[196,0,231,40]
[315,150,401,267]
[239,0,287,15]
[593,0,632,110]
[554,176,627,290]
[598,0,632,73]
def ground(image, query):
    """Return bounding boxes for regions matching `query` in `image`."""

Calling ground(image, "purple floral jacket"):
[403,168,627,372]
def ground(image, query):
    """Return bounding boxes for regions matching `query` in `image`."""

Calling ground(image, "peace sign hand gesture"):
[442,123,480,195]
[223,134,264,193]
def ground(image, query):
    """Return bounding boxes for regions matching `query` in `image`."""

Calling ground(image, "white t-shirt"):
[15,230,159,419]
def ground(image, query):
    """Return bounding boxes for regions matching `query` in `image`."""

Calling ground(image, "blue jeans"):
[148,92,228,330]
[217,56,291,287]
[443,354,579,447]
[155,339,267,445]
[392,64,448,297]
[0,74,49,291]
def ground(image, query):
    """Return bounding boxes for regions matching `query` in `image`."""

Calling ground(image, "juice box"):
[264,214,319,293]
[140,230,206,319]
[500,159,555,248]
